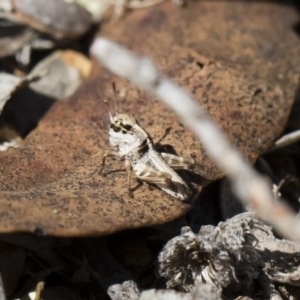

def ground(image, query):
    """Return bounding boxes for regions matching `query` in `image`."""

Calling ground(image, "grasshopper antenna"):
[104,99,113,122]
[112,81,119,115]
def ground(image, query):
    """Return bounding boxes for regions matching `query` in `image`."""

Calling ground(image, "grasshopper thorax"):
[108,113,147,154]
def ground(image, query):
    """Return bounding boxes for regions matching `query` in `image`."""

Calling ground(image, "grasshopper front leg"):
[160,153,195,170]
[100,151,123,174]
[125,160,133,193]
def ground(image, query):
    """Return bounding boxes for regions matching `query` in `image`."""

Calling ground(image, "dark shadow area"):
[186,180,222,229]
[155,141,208,204]
[155,143,177,155]
[0,87,55,138]
[293,21,300,37]
[0,20,27,37]
[284,83,300,133]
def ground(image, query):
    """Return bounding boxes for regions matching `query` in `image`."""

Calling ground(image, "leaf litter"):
[0,0,300,299]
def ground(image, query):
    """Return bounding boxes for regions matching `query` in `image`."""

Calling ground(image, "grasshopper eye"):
[123,124,132,131]
[110,123,121,132]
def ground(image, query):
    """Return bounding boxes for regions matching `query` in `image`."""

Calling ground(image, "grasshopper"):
[100,82,195,201]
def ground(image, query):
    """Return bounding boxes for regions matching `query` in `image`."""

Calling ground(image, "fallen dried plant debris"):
[0,23,37,60]
[158,213,263,293]
[139,283,221,300]
[253,224,300,288]
[158,212,300,299]
[0,0,93,66]
[1,214,300,299]
[1,0,92,40]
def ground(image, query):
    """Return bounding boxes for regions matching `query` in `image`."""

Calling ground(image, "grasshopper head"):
[109,113,138,147]
[105,82,144,148]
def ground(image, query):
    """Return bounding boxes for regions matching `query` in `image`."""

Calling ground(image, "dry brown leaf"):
[0,1,298,236]
[0,69,196,235]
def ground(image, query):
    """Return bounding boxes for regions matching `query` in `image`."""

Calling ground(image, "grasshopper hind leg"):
[132,162,190,200]
[160,153,195,170]
[133,162,173,189]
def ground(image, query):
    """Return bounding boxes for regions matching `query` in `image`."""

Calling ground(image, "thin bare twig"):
[266,130,300,153]
[91,38,300,241]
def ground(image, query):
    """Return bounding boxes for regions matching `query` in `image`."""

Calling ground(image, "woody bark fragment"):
[91,38,300,242]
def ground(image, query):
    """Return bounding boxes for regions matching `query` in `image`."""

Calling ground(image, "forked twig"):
[91,38,300,241]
